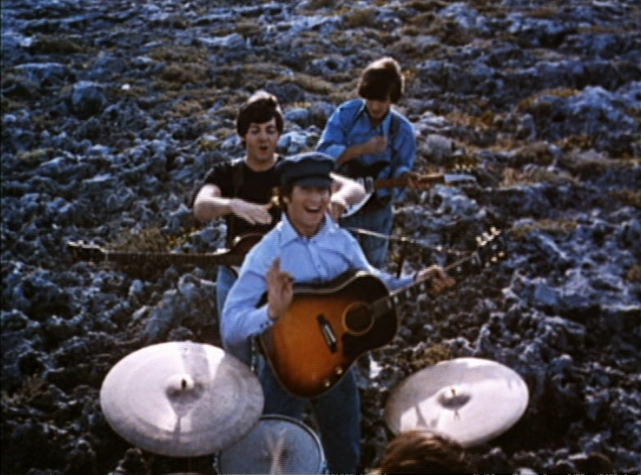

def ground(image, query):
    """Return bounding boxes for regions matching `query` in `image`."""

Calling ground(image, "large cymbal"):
[100,341,264,457]
[385,357,529,447]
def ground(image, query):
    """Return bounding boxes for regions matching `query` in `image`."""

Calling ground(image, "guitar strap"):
[226,158,245,248]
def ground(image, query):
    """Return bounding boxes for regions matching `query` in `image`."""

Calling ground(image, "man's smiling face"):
[285,185,331,238]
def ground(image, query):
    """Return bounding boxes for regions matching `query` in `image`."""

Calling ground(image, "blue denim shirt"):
[316,98,417,201]
[221,213,414,362]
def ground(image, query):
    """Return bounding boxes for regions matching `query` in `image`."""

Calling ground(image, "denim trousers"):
[340,201,394,270]
[217,265,256,365]
[216,265,237,320]
[256,353,361,474]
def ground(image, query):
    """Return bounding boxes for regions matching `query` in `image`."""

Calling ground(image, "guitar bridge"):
[317,315,337,353]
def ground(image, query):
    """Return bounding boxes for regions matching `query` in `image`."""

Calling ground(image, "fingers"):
[232,200,272,225]
[419,266,456,295]
[329,197,346,221]
[267,258,294,320]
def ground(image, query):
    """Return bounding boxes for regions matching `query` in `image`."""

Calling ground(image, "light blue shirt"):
[316,98,417,201]
[221,213,414,362]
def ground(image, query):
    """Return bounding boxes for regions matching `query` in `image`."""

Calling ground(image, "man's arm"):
[329,172,367,220]
[193,183,272,225]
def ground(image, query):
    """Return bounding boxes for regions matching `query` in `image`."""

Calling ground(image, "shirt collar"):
[280,212,338,246]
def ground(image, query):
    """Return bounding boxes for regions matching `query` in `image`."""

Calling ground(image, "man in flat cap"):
[222,151,454,474]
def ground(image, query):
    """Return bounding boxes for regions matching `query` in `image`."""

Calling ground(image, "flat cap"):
[277,152,335,188]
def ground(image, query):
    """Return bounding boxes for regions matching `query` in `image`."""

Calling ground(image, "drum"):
[216,415,326,474]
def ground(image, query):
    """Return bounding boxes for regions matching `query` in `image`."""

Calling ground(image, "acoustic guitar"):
[67,233,263,269]
[339,161,476,217]
[259,228,506,398]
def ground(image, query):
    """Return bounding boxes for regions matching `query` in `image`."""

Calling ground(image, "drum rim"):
[216,413,325,474]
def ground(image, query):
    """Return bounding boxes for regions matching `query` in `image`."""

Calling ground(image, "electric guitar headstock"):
[67,241,109,263]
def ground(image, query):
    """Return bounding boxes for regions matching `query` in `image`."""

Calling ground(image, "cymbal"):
[100,341,264,457]
[385,357,528,447]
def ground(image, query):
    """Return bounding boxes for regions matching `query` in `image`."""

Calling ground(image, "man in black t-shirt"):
[193,91,364,322]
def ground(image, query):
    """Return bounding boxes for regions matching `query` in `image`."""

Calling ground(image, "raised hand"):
[266,258,294,320]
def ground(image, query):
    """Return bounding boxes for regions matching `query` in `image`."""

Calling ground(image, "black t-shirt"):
[203,159,282,246]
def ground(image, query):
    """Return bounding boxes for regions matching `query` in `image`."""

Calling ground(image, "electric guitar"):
[67,233,263,269]
[339,161,476,217]
[258,228,506,398]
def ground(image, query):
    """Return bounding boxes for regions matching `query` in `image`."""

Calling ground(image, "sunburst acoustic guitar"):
[259,228,507,398]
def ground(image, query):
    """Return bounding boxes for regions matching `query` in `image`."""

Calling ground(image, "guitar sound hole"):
[344,302,373,335]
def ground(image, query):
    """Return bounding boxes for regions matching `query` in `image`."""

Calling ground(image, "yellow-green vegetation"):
[113,226,188,253]
[158,63,209,89]
[149,45,209,64]
[405,0,448,11]
[500,166,577,187]
[446,109,496,132]
[343,8,377,28]
[609,189,641,209]
[511,218,578,241]
[518,88,581,111]
[626,263,641,283]
[28,34,90,55]
[306,0,340,9]
[16,148,56,166]
[1,376,46,403]
[556,134,598,152]
[407,343,453,372]
[289,73,335,95]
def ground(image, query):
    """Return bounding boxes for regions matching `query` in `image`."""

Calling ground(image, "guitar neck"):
[91,250,244,267]
[371,173,446,191]
[373,231,505,315]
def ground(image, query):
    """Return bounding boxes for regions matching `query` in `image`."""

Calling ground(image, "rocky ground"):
[2,0,640,474]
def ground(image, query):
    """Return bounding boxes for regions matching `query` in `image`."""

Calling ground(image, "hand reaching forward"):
[266,258,294,320]
[415,265,456,296]
[230,198,272,225]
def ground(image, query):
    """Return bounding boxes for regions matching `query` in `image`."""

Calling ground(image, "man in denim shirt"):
[317,57,418,269]
[222,152,453,474]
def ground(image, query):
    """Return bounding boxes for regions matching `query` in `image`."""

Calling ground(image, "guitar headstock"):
[446,228,507,280]
[474,227,508,268]
[67,241,107,262]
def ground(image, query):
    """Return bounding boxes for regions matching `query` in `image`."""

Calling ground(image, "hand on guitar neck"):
[415,265,456,295]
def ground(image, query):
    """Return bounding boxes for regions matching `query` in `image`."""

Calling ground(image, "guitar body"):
[259,271,396,398]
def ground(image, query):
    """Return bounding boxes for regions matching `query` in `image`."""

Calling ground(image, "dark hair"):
[236,90,284,140]
[357,57,404,103]
[376,430,475,474]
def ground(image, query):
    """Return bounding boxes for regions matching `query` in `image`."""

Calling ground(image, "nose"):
[307,188,328,204]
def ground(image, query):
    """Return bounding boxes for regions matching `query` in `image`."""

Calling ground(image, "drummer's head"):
[374,430,475,474]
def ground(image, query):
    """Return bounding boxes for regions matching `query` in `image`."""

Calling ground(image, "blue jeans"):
[216,265,237,320]
[340,201,393,270]
[256,353,361,474]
